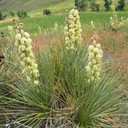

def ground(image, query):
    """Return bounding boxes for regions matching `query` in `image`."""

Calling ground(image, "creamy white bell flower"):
[86,36,103,83]
[64,8,82,51]
[15,23,39,85]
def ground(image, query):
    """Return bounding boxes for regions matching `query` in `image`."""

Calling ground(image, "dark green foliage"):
[9,11,15,17]
[75,0,100,12]
[17,10,28,19]
[104,0,112,11]
[95,3,100,11]
[117,0,125,10]
[74,0,87,11]
[0,11,7,20]
[43,9,51,15]
[90,1,100,11]
[79,0,87,11]
[74,0,79,8]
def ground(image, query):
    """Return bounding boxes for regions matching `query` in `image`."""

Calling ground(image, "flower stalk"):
[14,20,39,85]
[64,8,82,51]
[86,34,103,83]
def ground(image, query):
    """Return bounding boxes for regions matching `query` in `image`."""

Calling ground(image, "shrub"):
[74,0,79,8]
[78,0,87,11]
[95,3,100,11]
[9,11,15,17]
[104,0,112,11]
[75,0,89,11]
[117,0,125,11]
[43,9,51,15]
[110,5,128,31]
[90,1,100,12]
[0,11,7,20]
[17,10,28,19]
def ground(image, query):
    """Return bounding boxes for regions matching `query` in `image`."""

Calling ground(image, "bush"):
[9,11,15,17]
[74,0,87,11]
[17,10,27,19]
[43,9,51,15]
[117,0,125,11]
[104,0,112,11]
[90,1,100,12]
[110,5,128,31]
[0,11,7,20]
[96,3,100,11]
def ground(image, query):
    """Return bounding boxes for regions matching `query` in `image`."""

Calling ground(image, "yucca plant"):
[2,42,126,128]
[1,42,88,127]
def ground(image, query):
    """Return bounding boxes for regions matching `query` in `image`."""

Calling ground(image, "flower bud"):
[26,57,31,63]
[92,65,98,71]
[96,54,102,61]
[24,32,30,38]
[96,43,101,49]
[34,80,39,85]
[16,34,21,40]
[89,52,94,59]
[21,37,27,45]
[92,59,97,64]
[20,61,25,67]
[93,48,99,54]
[20,53,25,58]
[88,45,94,52]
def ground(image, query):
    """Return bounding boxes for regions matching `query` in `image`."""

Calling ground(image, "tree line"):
[75,0,125,11]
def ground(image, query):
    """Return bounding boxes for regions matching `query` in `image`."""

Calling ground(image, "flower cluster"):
[38,26,42,34]
[15,21,39,85]
[64,8,82,51]
[110,5,119,31]
[86,35,103,83]
[90,21,95,31]
[53,22,59,31]
[110,5,128,31]
[8,25,15,42]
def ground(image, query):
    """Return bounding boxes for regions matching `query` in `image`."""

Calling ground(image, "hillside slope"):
[0,0,68,11]
[0,0,128,14]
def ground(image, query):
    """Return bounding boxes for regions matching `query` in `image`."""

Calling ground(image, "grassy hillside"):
[0,0,128,13]
[0,0,68,11]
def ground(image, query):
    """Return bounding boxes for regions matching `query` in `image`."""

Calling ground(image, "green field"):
[0,11,128,35]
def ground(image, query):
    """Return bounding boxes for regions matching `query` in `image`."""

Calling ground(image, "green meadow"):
[0,11,128,34]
